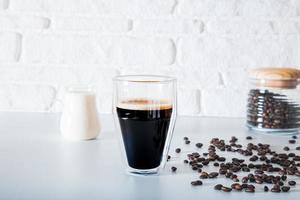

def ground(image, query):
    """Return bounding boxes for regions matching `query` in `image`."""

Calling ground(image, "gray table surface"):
[0,112,299,200]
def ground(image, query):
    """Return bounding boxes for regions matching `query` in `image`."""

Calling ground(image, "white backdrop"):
[0,0,300,117]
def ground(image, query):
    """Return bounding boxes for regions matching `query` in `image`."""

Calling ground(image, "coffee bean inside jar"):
[247,68,300,134]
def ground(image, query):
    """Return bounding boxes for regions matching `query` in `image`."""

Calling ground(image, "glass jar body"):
[247,83,300,135]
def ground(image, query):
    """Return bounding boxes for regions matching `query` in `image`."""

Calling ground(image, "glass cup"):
[113,75,177,175]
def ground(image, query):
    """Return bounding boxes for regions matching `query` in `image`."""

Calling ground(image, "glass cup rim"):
[113,75,176,83]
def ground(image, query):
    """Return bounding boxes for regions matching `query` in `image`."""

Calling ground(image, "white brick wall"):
[1,0,300,117]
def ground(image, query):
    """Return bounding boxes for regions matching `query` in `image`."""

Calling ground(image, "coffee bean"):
[288,153,295,157]
[209,172,219,178]
[195,143,203,148]
[242,167,250,172]
[185,140,191,144]
[271,185,281,193]
[167,155,171,161]
[281,186,290,192]
[254,170,264,175]
[264,186,269,192]
[197,164,203,168]
[248,163,255,168]
[191,180,203,186]
[213,162,219,167]
[279,181,284,186]
[183,137,189,141]
[219,169,227,175]
[246,136,253,140]
[214,184,223,190]
[242,177,248,183]
[245,188,255,193]
[289,140,296,144]
[283,146,290,151]
[293,156,300,161]
[175,148,181,153]
[288,181,296,186]
[292,135,297,139]
[281,175,287,181]
[217,157,226,162]
[221,186,232,192]
[296,146,300,150]
[202,160,210,166]
[171,166,177,172]
[247,184,255,190]
[197,168,202,173]
[200,172,208,179]
[231,183,242,191]
[249,155,258,162]
[184,159,188,164]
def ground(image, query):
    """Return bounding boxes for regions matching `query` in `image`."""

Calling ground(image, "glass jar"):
[247,68,300,135]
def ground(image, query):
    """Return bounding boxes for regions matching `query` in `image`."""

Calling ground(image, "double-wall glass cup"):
[113,75,177,175]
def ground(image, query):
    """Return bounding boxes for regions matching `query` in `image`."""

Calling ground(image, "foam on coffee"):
[117,99,172,110]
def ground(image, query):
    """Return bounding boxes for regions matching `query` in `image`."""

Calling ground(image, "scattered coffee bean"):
[217,157,226,162]
[202,152,208,157]
[221,186,232,192]
[233,178,240,182]
[249,155,258,162]
[288,153,295,157]
[213,162,219,167]
[214,184,223,190]
[254,170,264,175]
[296,146,300,150]
[242,177,248,183]
[245,188,255,193]
[288,181,296,186]
[271,185,281,193]
[247,185,255,190]
[289,140,296,144]
[179,136,300,193]
[246,136,253,140]
[195,143,203,148]
[293,156,300,161]
[167,155,171,161]
[281,175,287,181]
[281,186,290,192]
[183,137,189,141]
[200,172,209,179]
[264,186,269,192]
[208,172,219,178]
[171,166,177,172]
[283,146,290,151]
[185,140,191,145]
[175,148,181,153]
[231,183,242,191]
[191,180,203,186]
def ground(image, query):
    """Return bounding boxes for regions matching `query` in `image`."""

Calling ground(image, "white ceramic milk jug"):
[60,85,100,140]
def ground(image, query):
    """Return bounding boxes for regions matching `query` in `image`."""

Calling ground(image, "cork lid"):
[249,68,300,89]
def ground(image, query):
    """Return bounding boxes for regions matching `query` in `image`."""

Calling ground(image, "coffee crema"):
[117,99,173,170]
[117,99,172,110]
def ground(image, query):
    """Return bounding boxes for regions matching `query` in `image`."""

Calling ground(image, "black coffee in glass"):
[117,99,172,170]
